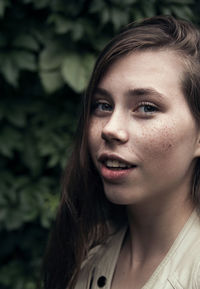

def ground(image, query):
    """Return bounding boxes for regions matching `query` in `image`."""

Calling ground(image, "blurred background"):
[0,0,200,288]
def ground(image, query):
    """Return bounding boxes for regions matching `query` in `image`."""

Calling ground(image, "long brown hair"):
[43,15,200,289]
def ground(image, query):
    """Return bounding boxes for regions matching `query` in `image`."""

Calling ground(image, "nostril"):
[101,129,120,141]
[101,129,128,143]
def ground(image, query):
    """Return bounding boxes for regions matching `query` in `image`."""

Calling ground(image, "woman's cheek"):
[88,118,103,152]
[133,122,176,162]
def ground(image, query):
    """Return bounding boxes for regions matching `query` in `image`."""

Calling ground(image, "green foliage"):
[61,53,96,92]
[0,0,199,288]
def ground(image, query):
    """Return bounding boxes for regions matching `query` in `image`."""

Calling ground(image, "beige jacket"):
[74,210,200,289]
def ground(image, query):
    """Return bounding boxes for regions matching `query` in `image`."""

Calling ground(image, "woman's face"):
[88,50,200,208]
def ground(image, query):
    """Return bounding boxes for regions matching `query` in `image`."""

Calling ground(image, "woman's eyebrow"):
[93,87,112,98]
[126,88,165,99]
[94,87,165,100]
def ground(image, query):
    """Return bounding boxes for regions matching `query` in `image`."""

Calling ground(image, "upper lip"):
[98,153,136,166]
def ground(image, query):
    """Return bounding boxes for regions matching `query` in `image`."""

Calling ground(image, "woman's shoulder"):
[192,258,200,288]
[168,251,200,289]
[73,227,126,289]
[168,211,200,288]
[82,226,126,270]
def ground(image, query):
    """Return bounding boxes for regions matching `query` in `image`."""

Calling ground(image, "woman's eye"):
[136,103,158,114]
[92,101,112,112]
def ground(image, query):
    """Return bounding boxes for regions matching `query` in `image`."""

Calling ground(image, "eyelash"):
[91,100,159,115]
[92,101,112,112]
[135,102,158,114]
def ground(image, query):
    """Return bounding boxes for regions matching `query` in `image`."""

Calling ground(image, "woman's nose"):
[101,113,129,143]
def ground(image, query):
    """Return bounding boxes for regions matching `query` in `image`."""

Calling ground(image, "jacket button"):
[97,276,107,287]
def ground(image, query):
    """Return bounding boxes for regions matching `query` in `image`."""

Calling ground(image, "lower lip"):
[100,164,135,182]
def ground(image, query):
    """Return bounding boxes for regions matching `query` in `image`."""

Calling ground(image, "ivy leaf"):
[159,6,172,15]
[0,0,10,18]
[61,53,95,93]
[5,210,24,230]
[83,53,96,79]
[92,36,111,51]
[23,0,49,9]
[20,189,39,222]
[12,34,39,51]
[71,21,84,41]
[130,8,145,21]
[12,50,37,71]
[39,43,66,70]
[171,5,194,20]
[111,0,137,4]
[0,35,7,47]
[5,105,26,127]
[0,126,22,157]
[50,0,85,17]
[142,1,156,18]
[48,14,73,34]
[111,8,130,30]
[40,70,65,93]
[61,54,86,92]
[0,261,24,286]
[0,52,19,86]
[163,0,194,3]
[89,0,106,13]
[101,8,110,25]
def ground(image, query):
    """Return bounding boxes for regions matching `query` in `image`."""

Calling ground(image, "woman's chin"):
[104,188,138,206]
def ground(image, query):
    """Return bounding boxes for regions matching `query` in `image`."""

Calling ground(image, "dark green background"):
[0,0,199,288]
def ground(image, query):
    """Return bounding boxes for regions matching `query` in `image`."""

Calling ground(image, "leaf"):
[71,22,84,41]
[21,136,42,176]
[130,8,145,21]
[171,5,194,20]
[142,1,156,18]
[0,49,36,84]
[163,0,194,3]
[89,0,106,13]
[0,35,7,47]
[0,52,19,86]
[61,53,95,93]
[12,50,37,71]
[24,0,49,9]
[101,8,110,25]
[39,43,66,70]
[0,209,7,222]
[0,261,23,286]
[82,53,96,80]
[12,34,39,51]
[48,14,73,34]
[0,0,10,18]
[48,153,60,167]
[159,6,173,15]
[92,36,111,51]
[110,7,130,30]
[0,126,22,157]
[61,54,85,92]
[110,0,137,5]
[6,106,26,127]
[40,70,65,93]
[50,0,84,17]
[20,189,38,222]
[5,210,24,230]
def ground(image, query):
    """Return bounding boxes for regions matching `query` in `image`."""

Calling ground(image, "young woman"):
[43,16,200,289]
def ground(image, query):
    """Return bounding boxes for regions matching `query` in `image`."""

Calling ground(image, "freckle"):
[162,142,173,152]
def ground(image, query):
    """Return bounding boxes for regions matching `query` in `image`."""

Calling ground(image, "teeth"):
[105,159,132,168]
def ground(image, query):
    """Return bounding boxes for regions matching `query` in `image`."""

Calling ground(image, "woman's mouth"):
[99,156,137,182]
[104,159,134,170]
